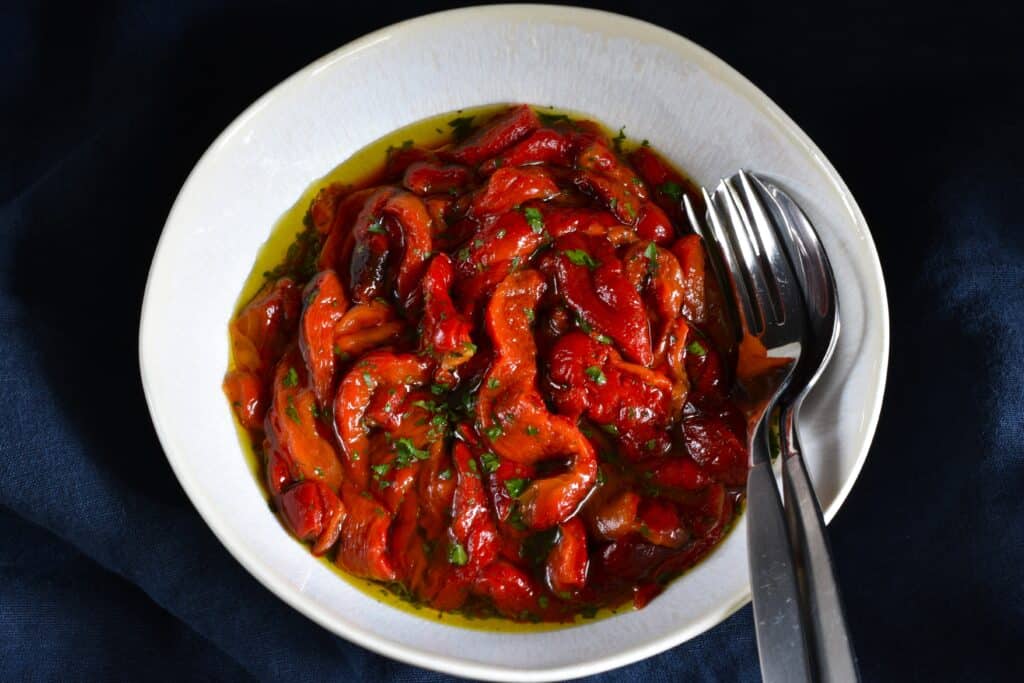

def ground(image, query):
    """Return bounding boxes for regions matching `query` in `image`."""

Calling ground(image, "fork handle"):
[747,455,813,682]
[782,431,860,682]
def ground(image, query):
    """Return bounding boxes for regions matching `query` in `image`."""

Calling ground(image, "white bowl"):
[139,5,888,680]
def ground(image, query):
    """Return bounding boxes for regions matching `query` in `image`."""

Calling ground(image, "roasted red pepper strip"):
[264,349,343,491]
[547,332,673,460]
[683,415,747,486]
[449,441,500,575]
[403,161,474,195]
[420,254,475,380]
[223,369,265,430]
[348,188,396,303]
[629,145,698,226]
[332,301,406,359]
[336,482,396,581]
[279,480,346,556]
[299,270,349,407]
[670,234,706,323]
[470,166,560,217]
[229,277,301,377]
[477,270,598,529]
[333,351,432,488]
[479,128,574,174]
[381,191,434,308]
[576,140,649,225]
[544,232,653,366]
[546,517,589,595]
[448,104,540,166]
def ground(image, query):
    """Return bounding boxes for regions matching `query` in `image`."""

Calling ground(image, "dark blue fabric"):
[1,1,1021,680]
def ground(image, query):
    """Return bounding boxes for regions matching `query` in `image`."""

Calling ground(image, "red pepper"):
[470,166,559,217]
[479,128,574,174]
[403,161,474,196]
[544,232,653,366]
[448,104,540,166]
[299,270,349,406]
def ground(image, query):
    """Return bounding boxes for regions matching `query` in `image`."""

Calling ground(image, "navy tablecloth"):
[2,1,1021,680]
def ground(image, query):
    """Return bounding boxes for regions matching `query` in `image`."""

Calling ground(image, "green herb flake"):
[659,181,684,201]
[644,241,660,275]
[447,115,476,141]
[538,595,550,609]
[585,366,608,386]
[687,340,707,357]
[523,307,535,323]
[484,425,504,440]
[601,423,620,436]
[447,541,468,566]
[645,439,658,451]
[576,316,593,334]
[480,452,500,474]
[395,437,430,466]
[596,333,612,344]
[438,468,452,481]
[283,367,299,388]
[563,249,600,269]
[525,425,540,436]
[362,372,374,387]
[430,383,448,396]
[366,218,387,235]
[505,478,529,498]
[523,207,545,234]
[612,126,627,153]
[597,468,607,485]
[371,462,391,477]
[285,397,301,424]
[538,112,571,126]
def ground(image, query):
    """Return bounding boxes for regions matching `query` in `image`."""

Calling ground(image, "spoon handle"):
[781,421,861,682]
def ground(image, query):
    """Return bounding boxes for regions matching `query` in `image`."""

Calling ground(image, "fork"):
[686,176,813,682]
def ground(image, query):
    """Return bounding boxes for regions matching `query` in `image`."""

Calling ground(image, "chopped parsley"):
[283,367,299,388]
[687,340,707,357]
[563,249,600,269]
[523,206,545,234]
[644,241,660,276]
[523,307,535,323]
[612,126,627,153]
[366,218,387,235]
[585,366,608,385]
[394,438,430,466]
[601,423,620,436]
[659,181,684,201]
[285,397,300,424]
[538,112,571,126]
[525,425,540,436]
[487,378,501,389]
[438,468,452,481]
[480,452,500,474]
[505,478,529,498]
[447,115,476,141]
[484,425,504,440]
[447,541,468,566]
[371,462,391,477]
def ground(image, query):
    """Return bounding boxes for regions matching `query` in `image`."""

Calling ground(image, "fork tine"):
[724,171,804,332]
[737,170,806,327]
[701,187,759,333]
[713,181,768,334]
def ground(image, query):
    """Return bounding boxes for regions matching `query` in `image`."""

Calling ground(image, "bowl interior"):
[140,6,887,681]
